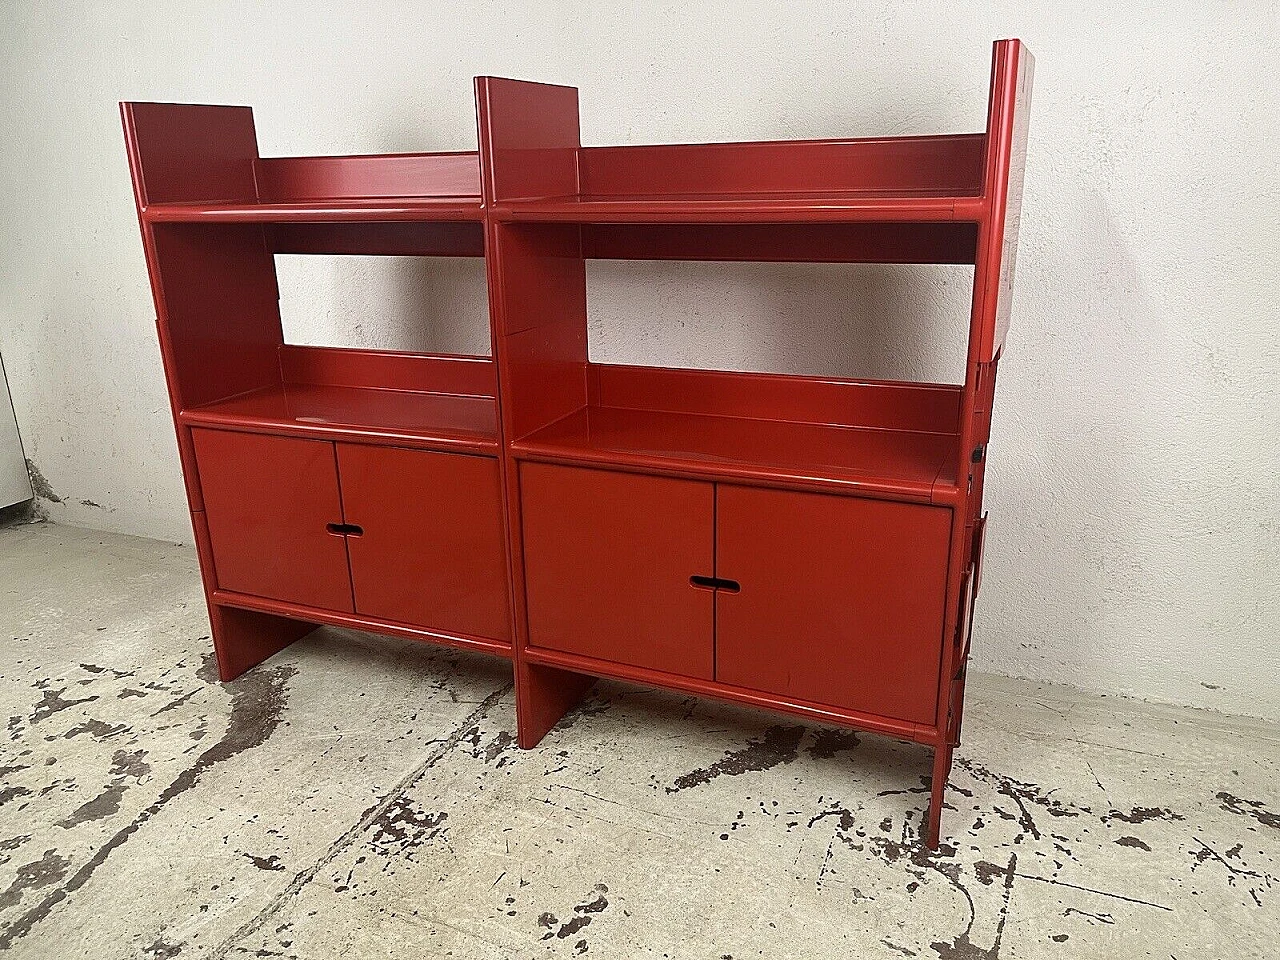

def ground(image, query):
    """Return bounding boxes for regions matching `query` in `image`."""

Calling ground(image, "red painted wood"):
[978,40,1035,362]
[522,646,933,745]
[278,345,495,397]
[512,405,958,503]
[123,40,1033,849]
[181,384,498,454]
[496,192,984,224]
[591,364,961,434]
[337,445,511,642]
[192,509,315,680]
[144,198,484,223]
[212,590,511,658]
[583,222,978,265]
[715,486,952,726]
[520,463,715,679]
[255,153,480,200]
[267,221,485,257]
[191,429,354,611]
[579,135,986,198]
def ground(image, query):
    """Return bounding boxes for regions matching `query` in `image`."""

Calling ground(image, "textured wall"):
[1,2,1276,718]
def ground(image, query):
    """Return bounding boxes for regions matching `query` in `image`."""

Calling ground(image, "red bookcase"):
[122,39,1032,847]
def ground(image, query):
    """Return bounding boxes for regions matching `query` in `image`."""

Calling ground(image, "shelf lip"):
[180,385,500,456]
[143,198,485,223]
[510,438,952,505]
[212,589,512,658]
[522,645,937,744]
[492,194,986,224]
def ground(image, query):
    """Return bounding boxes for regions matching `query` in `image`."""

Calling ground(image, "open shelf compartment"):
[493,134,987,224]
[511,365,961,502]
[180,345,499,454]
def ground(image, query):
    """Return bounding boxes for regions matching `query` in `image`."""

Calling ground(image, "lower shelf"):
[512,404,959,502]
[213,589,513,659]
[522,645,938,746]
[182,381,499,453]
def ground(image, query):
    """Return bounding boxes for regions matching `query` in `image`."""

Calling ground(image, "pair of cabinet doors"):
[191,429,510,643]
[520,463,951,726]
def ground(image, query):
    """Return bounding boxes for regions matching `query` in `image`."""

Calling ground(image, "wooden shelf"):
[144,197,483,223]
[494,190,983,224]
[512,404,958,502]
[181,382,498,454]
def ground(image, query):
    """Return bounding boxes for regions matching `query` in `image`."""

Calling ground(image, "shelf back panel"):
[279,345,496,397]
[267,222,485,257]
[579,134,985,199]
[255,153,481,201]
[583,222,977,264]
[589,364,961,435]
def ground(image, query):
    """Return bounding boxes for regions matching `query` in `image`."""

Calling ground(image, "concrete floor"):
[0,523,1276,959]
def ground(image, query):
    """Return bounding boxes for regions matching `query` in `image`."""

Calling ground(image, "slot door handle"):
[690,575,740,593]
[326,522,364,537]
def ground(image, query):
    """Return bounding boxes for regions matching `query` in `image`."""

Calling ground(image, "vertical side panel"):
[974,40,1035,362]
[191,429,353,612]
[476,78,592,745]
[337,444,511,643]
[121,103,284,511]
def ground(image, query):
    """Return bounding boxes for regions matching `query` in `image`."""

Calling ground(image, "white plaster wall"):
[1,2,1277,719]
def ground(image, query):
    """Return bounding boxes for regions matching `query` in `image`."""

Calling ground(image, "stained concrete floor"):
[0,522,1276,959]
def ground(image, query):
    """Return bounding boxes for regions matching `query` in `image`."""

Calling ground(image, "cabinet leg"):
[926,741,954,849]
[516,661,595,749]
[209,603,314,681]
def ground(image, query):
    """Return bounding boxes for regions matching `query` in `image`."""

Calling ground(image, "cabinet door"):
[715,485,951,725]
[191,429,353,611]
[520,463,714,678]
[337,445,510,642]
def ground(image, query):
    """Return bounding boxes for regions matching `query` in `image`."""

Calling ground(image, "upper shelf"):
[490,134,989,225]
[134,146,484,224]
[493,190,984,224]
[144,197,483,223]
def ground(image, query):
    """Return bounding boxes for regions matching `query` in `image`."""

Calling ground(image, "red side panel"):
[191,429,353,612]
[714,485,951,725]
[520,463,714,679]
[336,444,511,642]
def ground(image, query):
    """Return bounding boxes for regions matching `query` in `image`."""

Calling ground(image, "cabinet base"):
[516,661,596,748]
[210,603,315,681]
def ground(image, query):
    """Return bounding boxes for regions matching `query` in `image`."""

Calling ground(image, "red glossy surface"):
[583,222,978,265]
[520,462,715,679]
[715,485,952,725]
[513,405,958,503]
[496,191,984,224]
[213,590,510,658]
[338,444,511,642]
[181,383,498,453]
[522,646,932,744]
[144,197,483,223]
[122,40,1033,848]
[579,135,985,197]
[255,152,480,200]
[191,429,354,611]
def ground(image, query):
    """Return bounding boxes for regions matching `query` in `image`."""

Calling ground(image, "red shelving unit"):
[122,38,1032,847]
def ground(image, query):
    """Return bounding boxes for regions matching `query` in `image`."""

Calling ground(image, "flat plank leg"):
[926,741,954,848]
[210,602,315,681]
[516,660,595,749]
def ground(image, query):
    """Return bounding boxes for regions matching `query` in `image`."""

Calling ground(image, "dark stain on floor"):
[666,725,805,792]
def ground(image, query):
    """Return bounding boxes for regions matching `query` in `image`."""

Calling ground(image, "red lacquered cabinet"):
[338,444,510,642]
[715,486,952,726]
[123,39,1032,846]
[192,429,355,612]
[521,463,714,678]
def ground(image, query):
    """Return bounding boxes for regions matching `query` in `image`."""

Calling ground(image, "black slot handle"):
[690,575,740,593]
[326,522,364,537]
